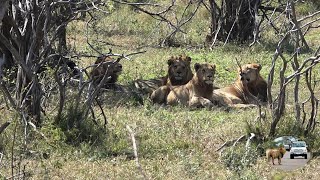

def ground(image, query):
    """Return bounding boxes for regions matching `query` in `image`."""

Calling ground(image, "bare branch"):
[0,121,11,134]
[126,125,148,180]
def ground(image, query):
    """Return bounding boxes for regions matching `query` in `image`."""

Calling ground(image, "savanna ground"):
[1,1,320,179]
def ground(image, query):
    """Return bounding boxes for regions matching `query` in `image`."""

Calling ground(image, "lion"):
[90,56,123,89]
[146,55,194,104]
[212,63,267,107]
[266,147,286,165]
[134,55,193,95]
[166,63,217,108]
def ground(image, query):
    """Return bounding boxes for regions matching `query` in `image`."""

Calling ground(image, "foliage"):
[221,144,259,173]
[56,100,106,146]
[228,168,261,180]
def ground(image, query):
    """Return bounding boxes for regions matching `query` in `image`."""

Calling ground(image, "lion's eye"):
[174,65,178,69]
[202,69,205,73]
[182,66,185,69]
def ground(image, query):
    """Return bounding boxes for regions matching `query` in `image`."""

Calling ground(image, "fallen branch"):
[216,135,246,152]
[126,125,148,180]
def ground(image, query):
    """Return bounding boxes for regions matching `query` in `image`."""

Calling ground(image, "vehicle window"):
[292,143,306,147]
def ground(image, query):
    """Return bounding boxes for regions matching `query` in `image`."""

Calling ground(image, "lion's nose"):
[177,71,182,74]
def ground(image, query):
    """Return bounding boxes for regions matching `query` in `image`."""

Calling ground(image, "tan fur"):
[166,63,216,108]
[266,147,286,165]
[150,55,193,104]
[213,63,267,107]
[90,56,122,88]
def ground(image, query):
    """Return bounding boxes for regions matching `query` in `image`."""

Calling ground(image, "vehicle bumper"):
[290,153,307,156]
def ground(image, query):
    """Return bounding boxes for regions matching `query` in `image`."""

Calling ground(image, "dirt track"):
[268,151,311,171]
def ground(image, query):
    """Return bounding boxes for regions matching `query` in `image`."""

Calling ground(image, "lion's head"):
[238,63,261,84]
[279,147,286,158]
[90,56,122,85]
[167,55,193,85]
[194,63,216,85]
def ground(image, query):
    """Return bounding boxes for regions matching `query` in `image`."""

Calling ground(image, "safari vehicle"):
[274,136,298,150]
[290,141,308,159]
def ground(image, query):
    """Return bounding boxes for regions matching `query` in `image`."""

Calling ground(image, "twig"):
[245,133,255,149]
[0,121,11,134]
[11,120,18,178]
[234,57,242,72]
[223,0,244,46]
[216,135,246,151]
[216,141,229,152]
[126,125,148,180]
[232,135,246,146]
[111,0,160,6]
[95,98,108,128]
[0,152,3,168]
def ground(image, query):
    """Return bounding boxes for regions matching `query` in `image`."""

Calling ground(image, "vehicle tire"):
[290,155,294,159]
[304,154,307,159]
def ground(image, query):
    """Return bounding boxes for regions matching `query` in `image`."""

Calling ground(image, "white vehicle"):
[290,141,308,159]
[274,136,297,150]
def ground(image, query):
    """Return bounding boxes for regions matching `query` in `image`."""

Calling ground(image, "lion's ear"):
[186,56,191,62]
[194,63,201,71]
[168,58,174,66]
[211,64,216,70]
[252,63,262,71]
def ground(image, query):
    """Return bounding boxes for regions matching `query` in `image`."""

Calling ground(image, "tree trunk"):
[208,0,260,43]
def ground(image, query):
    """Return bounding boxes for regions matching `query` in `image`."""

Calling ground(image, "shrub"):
[56,101,106,146]
[221,145,258,173]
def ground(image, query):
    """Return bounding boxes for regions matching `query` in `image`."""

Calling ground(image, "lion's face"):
[279,147,286,157]
[95,56,122,75]
[108,62,123,75]
[194,63,216,85]
[238,63,261,84]
[91,56,123,85]
[168,55,192,82]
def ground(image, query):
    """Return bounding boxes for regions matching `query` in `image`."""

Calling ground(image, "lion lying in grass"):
[213,63,267,108]
[166,63,216,108]
[134,55,193,96]
[266,147,286,165]
[150,55,194,104]
[90,56,123,89]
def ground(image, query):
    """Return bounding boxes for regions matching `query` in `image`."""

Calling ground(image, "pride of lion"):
[142,55,268,108]
[89,54,268,109]
[89,55,290,166]
[266,147,286,165]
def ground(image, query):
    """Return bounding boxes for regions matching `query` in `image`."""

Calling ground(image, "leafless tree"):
[0,0,110,127]
[266,0,320,136]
